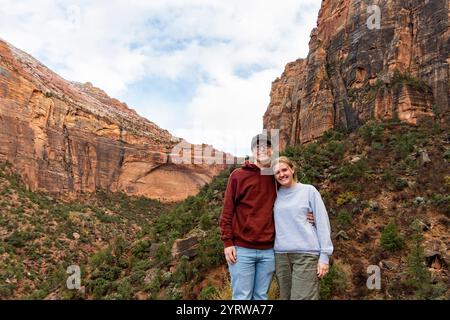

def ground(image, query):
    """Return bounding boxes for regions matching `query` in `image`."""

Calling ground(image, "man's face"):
[252,143,272,165]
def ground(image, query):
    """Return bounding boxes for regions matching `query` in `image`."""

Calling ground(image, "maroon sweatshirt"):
[219,162,277,249]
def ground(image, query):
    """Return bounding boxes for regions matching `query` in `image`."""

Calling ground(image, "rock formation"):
[0,39,233,202]
[264,0,449,150]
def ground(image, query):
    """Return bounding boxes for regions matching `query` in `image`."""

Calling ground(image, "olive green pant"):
[275,253,320,300]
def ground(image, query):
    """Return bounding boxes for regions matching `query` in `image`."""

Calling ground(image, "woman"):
[272,156,333,300]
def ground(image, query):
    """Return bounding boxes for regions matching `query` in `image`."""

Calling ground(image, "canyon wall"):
[264,0,449,150]
[0,39,231,202]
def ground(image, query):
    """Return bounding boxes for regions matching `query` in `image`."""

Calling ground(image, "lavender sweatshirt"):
[274,183,333,264]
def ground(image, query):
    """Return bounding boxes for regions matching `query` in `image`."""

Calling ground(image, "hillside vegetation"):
[0,118,448,299]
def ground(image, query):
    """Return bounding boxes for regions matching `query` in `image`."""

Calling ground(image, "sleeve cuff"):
[223,240,234,248]
[319,253,329,264]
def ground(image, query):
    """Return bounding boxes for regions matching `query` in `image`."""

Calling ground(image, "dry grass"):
[212,276,279,300]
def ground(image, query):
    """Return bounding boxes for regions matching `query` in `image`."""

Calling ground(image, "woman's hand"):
[317,262,329,278]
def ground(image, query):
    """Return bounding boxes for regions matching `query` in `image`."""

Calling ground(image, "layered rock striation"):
[264,0,449,149]
[0,39,231,202]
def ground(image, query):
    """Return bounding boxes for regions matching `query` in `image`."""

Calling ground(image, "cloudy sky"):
[0,0,321,156]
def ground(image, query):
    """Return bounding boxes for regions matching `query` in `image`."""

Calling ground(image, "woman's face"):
[273,162,295,187]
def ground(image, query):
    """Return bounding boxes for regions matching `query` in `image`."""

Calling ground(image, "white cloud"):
[0,0,321,156]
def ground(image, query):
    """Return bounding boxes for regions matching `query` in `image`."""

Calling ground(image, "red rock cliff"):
[0,39,231,202]
[264,0,449,149]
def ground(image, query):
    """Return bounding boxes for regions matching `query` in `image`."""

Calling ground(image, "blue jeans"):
[228,246,275,300]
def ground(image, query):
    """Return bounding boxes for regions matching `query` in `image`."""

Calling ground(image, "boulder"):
[335,230,350,240]
[379,260,398,270]
[171,235,199,260]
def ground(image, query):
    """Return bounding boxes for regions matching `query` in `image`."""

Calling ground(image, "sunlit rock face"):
[0,39,230,202]
[264,0,448,149]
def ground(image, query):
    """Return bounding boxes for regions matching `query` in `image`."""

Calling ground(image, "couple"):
[219,134,333,300]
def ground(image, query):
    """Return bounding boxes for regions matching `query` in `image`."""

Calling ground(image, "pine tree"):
[406,220,431,299]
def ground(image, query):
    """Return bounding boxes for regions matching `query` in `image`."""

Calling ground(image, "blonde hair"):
[271,156,298,182]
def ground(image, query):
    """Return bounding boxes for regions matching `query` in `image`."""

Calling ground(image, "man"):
[219,133,276,300]
[220,134,315,300]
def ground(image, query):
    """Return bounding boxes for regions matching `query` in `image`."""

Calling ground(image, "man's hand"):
[317,262,329,278]
[224,246,237,265]
[307,212,315,225]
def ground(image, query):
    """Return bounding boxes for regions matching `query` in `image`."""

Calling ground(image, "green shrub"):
[199,213,213,230]
[194,231,225,271]
[336,192,355,206]
[444,149,450,161]
[406,220,431,299]
[95,210,120,223]
[117,278,133,299]
[393,178,409,191]
[336,209,352,228]
[90,247,114,269]
[0,283,15,298]
[199,283,218,300]
[331,159,369,189]
[429,194,450,215]
[173,256,194,285]
[6,230,36,248]
[155,243,171,266]
[325,141,345,161]
[389,132,417,159]
[359,123,384,143]
[131,239,152,259]
[391,70,430,93]
[113,236,127,258]
[320,264,347,300]
[90,278,111,299]
[380,223,404,252]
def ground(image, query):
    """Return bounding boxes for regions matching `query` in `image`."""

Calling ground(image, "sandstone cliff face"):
[264,0,449,148]
[0,39,228,202]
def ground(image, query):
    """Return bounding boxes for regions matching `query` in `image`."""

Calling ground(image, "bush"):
[325,141,345,161]
[383,170,408,191]
[199,213,213,230]
[5,230,36,248]
[320,264,347,300]
[131,239,152,259]
[336,192,355,206]
[359,123,384,143]
[194,231,225,271]
[391,70,431,93]
[0,283,14,298]
[331,159,368,189]
[389,132,417,159]
[199,283,217,300]
[444,149,450,161]
[173,256,194,285]
[380,223,404,252]
[429,194,450,215]
[90,278,111,299]
[117,278,133,299]
[336,209,352,228]
[156,243,171,266]
[406,220,431,299]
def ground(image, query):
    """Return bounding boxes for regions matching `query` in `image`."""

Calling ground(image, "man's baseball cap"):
[251,133,272,151]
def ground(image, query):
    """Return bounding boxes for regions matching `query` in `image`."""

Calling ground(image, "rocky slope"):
[3,120,447,300]
[264,0,449,150]
[0,39,230,202]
